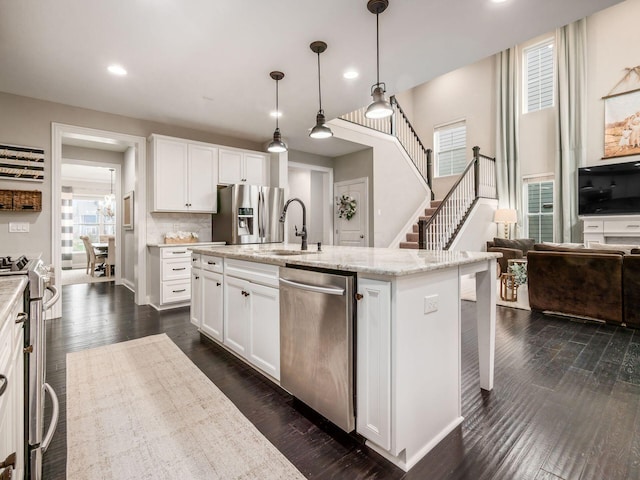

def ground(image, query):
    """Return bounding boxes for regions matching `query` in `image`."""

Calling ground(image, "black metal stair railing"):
[418,147,496,250]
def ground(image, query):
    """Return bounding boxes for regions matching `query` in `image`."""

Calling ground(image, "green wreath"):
[337,194,357,220]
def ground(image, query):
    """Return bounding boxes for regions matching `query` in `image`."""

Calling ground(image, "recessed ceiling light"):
[491,0,508,3]
[343,70,359,80]
[107,64,127,76]
[270,110,282,118]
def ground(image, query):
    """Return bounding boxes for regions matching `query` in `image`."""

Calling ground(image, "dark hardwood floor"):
[43,282,640,479]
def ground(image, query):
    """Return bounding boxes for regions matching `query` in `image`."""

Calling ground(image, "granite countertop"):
[189,244,500,276]
[0,276,28,322]
[147,242,227,248]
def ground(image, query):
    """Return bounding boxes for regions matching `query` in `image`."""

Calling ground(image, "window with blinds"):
[434,121,467,177]
[524,179,554,242]
[523,39,554,113]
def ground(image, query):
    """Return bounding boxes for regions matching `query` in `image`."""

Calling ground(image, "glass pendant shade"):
[267,128,287,153]
[365,85,393,119]
[309,112,333,139]
[267,71,287,153]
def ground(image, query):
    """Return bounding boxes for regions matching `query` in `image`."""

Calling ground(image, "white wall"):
[123,147,136,290]
[586,0,640,166]
[409,55,497,199]
[286,168,312,244]
[0,91,262,264]
[328,120,430,247]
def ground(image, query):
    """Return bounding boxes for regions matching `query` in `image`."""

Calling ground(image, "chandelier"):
[97,168,115,219]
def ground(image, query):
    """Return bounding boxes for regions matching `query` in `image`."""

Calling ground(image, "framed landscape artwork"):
[603,88,640,159]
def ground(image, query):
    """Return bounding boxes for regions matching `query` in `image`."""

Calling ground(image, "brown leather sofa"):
[527,243,640,328]
[486,238,535,275]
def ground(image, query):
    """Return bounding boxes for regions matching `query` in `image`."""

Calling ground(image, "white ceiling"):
[0,0,622,157]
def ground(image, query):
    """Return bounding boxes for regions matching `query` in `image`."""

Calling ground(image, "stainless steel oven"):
[0,256,60,480]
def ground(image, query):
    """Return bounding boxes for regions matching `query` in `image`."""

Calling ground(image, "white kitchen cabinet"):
[201,270,223,342]
[148,246,192,310]
[223,259,279,379]
[0,283,26,480]
[190,262,202,329]
[224,275,249,356]
[356,278,391,450]
[150,135,218,213]
[218,148,268,185]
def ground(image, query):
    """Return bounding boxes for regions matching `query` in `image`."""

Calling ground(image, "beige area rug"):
[61,267,112,286]
[66,334,305,480]
[460,274,531,311]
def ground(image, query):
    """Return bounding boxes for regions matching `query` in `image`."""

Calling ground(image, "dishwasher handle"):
[280,278,345,296]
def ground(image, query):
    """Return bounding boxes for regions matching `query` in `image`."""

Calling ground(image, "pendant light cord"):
[317,52,323,113]
[376,12,380,87]
[275,79,280,129]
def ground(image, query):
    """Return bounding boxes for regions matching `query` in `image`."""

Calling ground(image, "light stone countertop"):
[147,242,227,248]
[0,276,28,323]
[189,244,500,277]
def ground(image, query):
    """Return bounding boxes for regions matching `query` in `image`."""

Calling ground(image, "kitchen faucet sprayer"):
[280,198,308,250]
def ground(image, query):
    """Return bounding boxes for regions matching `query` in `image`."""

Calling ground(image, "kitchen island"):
[189,244,499,471]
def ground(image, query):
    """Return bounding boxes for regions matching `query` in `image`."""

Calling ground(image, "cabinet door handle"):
[216,282,221,287]
[15,312,27,324]
[0,375,7,397]
[207,261,216,265]
[587,225,599,229]
[195,276,199,280]
[173,289,186,293]
[172,267,186,271]
[172,251,187,254]
[627,224,640,228]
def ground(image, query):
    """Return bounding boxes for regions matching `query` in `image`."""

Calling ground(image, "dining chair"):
[105,236,115,277]
[80,235,107,277]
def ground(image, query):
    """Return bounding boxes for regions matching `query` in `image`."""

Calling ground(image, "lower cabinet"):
[0,286,26,480]
[201,270,223,342]
[356,277,391,450]
[190,268,202,328]
[223,260,280,380]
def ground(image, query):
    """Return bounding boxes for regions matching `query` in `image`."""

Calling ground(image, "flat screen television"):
[578,161,640,215]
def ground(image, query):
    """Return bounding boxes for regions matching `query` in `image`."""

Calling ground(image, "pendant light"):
[267,71,287,153]
[365,0,393,119]
[309,41,333,139]
[98,168,115,219]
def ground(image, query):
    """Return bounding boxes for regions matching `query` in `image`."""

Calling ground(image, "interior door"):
[334,178,368,247]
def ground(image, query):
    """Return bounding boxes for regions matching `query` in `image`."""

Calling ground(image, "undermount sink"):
[257,249,318,256]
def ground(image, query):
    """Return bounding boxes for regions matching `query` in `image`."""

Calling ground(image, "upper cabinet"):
[150,135,218,213]
[219,148,269,185]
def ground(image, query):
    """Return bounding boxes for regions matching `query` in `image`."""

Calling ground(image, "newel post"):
[418,218,427,250]
[473,146,480,198]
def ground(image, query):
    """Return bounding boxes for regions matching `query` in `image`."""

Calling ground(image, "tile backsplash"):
[146,212,212,244]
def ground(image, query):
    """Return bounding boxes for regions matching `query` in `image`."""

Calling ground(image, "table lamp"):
[494,209,517,239]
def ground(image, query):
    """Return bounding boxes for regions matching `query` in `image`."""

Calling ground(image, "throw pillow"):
[492,238,535,255]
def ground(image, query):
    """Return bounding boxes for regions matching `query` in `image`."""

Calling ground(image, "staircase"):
[399,200,442,249]
[340,98,497,250]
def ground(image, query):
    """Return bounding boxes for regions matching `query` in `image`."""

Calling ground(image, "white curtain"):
[555,19,587,242]
[495,47,522,236]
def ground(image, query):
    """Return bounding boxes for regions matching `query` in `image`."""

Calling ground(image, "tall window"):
[524,178,554,242]
[72,196,115,252]
[523,38,554,113]
[434,120,467,177]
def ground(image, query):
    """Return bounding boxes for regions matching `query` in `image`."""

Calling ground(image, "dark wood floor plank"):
[41,284,640,480]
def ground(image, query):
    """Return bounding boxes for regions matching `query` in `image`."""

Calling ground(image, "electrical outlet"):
[424,294,439,314]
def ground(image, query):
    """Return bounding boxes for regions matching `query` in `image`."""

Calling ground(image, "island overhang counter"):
[189,244,499,471]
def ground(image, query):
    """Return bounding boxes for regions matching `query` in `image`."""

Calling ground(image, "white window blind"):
[524,178,554,242]
[434,121,467,177]
[524,39,554,113]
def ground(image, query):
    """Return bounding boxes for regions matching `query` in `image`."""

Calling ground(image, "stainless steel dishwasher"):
[279,265,355,432]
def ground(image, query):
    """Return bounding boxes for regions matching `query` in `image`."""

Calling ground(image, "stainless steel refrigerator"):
[212,184,284,245]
